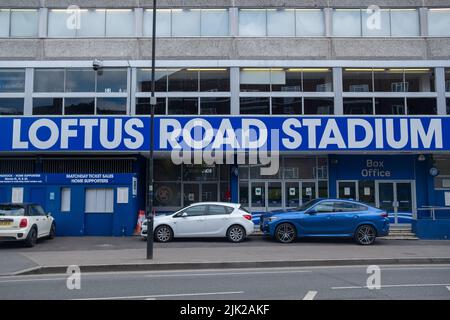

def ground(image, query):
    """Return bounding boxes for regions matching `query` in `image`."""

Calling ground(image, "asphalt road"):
[0,265,449,300]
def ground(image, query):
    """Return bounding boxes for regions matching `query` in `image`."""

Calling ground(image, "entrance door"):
[376,181,414,224]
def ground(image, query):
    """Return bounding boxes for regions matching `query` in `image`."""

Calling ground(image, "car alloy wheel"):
[48,223,56,239]
[275,223,296,243]
[25,228,37,247]
[155,226,173,242]
[356,225,376,245]
[227,225,245,243]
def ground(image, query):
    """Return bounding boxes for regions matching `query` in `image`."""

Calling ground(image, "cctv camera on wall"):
[92,59,104,71]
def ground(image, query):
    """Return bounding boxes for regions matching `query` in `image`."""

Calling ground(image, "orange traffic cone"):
[134,210,145,235]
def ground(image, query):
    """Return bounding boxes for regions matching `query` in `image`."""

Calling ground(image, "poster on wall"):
[117,187,129,204]
[445,192,450,207]
[11,187,23,203]
[305,188,312,196]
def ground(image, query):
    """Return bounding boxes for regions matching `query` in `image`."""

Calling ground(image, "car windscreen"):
[0,205,26,216]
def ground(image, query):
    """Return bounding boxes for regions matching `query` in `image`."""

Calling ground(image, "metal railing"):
[417,207,450,220]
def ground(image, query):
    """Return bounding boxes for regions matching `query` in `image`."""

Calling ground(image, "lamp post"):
[146,0,157,260]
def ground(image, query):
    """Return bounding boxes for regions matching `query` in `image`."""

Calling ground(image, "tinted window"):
[208,205,233,215]
[0,98,24,115]
[65,98,95,115]
[0,69,25,93]
[334,202,367,212]
[97,98,127,115]
[312,202,334,213]
[97,69,127,93]
[34,69,65,92]
[31,205,45,216]
[66,69,95,92]
[183,205,208,217]
[33,98,63,115]
[0,205,25,216]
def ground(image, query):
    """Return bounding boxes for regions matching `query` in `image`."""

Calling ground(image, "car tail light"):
[19,218,28,228]
[380,212,388,218]
[243,214,252,221]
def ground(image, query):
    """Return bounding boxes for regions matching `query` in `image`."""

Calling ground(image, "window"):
[312,201,335,213]
[34,69,65,92]
[30,205,46,216]
[362,9,390,37]
[97,98,127,115]
[240,97,270,114]
[66,69,95,92]
[199,69,230,92]
[272,97,302,115]
[201,9,229,36]
[343,69,372,92]
[137,68,168,92]
[144,9,171,37]
[172,9,201,36]
[181,205,208,217]
[78,9,106,37]
[0,10,10,37]
[302,69,333,92]
[304,98,334,115]
[296,9,325,36]
[0,98,24,115]
[434,156,450,189]
[85,188,114,213]
[208,205,233,215]
[283,158,316,179]
[343,98,373,115]
[33,98,63,115]
[168,97,198,115]
[391,9,419,37]
[168,69,198,92]
[105,9,134,37]
[136,98,166,115]
[374,69,405,92]
[428,9,450,37]
[375,98,406,115]
[271,69,302,92]
[154,182,181,207]
[0,69,25,92]
[155,160,181,181]
[48,9,76,38]
[200,97,230,115]
[10,9,39,37]
[64,98,95,115]
[407,98,437,115]
[239,9,266,36]
[358,180,375,206]
[334,202,367,212]
[61,188,71,212]
[97,69,127,93]
[332,9,362,37]
[267,9,295,36]
[446,69,450,92]
[404,69,435,92]
[240,69,271,92]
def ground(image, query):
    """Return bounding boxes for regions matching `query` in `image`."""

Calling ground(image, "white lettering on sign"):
[361,160,391,178]
[12,118,144,150]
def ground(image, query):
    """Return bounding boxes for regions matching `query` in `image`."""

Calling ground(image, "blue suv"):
[261,199,390,245]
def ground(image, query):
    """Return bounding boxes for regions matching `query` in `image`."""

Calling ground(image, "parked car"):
[0,203,56,247]
[141,202,254,243]
[260,199,389,245]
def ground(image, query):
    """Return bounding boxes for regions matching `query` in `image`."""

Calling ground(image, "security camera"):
[92,59,104,71]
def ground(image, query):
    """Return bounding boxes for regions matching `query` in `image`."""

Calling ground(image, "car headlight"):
[267,216,279,222]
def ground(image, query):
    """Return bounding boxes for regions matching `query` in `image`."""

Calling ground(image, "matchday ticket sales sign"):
[1,116,448,152]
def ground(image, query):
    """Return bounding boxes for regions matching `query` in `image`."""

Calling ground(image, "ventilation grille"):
[42,159,134,174]
[0,160,35,174]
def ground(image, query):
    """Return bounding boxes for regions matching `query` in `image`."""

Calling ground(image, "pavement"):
[1,236,450,276]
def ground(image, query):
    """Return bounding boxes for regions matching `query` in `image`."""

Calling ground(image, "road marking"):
[0,278,66,284]
[447,286,450,292]
[144,270,311,278]
[332,283,450,290]
[73,291,244,300]
[302,291,318,300]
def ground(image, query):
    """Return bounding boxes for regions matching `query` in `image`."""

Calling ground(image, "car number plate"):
[0,220,12,226]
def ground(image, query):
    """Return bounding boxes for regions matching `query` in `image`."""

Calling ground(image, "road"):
[0,264,449,300]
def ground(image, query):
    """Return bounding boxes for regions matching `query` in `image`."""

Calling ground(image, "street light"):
[146,0,157,260]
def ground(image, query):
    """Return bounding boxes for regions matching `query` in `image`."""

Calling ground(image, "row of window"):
[1,8,450,38]
[3,97,445,117]
[2,68,449,94]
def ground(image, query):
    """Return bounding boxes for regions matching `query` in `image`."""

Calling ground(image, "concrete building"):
[0,0,449,238]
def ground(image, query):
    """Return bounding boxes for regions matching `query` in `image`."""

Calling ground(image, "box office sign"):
[2,116,449,152]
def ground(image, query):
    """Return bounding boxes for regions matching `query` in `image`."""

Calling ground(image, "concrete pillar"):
[333,67,343,115]
[435,67,447,115]
[135,8,144,38]
[419,8,428,37]
[230,67,240,115]
[38,8,48,38]
[24,68,34,116]
[324,8,333,37]
[229,7,239,37]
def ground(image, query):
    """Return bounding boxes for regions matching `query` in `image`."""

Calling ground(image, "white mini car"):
[0,203,56,247]
[141,202,254,243]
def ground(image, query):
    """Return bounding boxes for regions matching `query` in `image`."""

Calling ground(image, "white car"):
[141,202,254,243]
[0,203,56,247]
